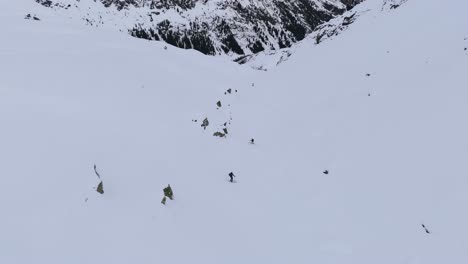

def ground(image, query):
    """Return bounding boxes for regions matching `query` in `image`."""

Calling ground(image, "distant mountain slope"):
[34,0,363,56]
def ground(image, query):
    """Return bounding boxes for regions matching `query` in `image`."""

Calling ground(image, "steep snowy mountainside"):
[33,0,363,57]
[2,0,468,263]
[236,6,365,70]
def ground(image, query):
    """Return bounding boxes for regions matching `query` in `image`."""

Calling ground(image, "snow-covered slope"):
[32,0,362,57]
[1,0,468,263]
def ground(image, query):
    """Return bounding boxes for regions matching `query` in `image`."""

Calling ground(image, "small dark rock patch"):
[25,14,40,21]
[213,131,226,138]
[201,118,209,130]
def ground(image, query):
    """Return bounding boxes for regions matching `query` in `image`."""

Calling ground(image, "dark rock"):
[340,0,364,10]
[342,12,356,26]
[201,118,209,130]
[25,14,40,21]
[213,132,226,138]
[96,181,104,194]
[163,185,174,200]
[35,0,70,9]
[35,0,53,7]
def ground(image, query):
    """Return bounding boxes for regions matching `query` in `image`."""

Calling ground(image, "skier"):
[250,138,255,144]
[228,172,235,183]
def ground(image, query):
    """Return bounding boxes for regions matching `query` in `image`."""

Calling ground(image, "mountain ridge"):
[35,0,363,57]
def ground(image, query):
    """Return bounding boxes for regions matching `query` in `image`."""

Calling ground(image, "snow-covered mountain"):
[34,0,362,57]
[2,0,468,263]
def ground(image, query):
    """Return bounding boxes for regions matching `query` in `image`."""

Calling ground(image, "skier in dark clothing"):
[228,172,235,183]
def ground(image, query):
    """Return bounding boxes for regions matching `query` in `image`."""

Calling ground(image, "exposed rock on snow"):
[381,0,409,10]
